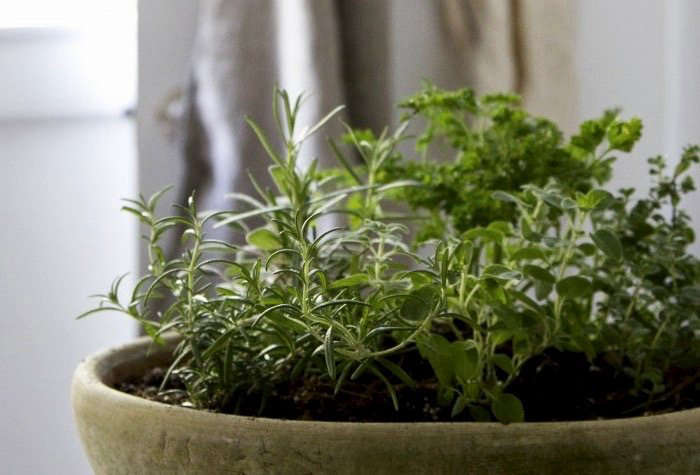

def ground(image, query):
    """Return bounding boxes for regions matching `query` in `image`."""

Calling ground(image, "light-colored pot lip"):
[73,335,700,429]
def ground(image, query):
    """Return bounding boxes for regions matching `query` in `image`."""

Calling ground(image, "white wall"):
[0,9,137,474]
[573,0,699,253]
[0,118,137,474]
[574,0,667,196]
[0,29,135,119]
[665,0,700,251]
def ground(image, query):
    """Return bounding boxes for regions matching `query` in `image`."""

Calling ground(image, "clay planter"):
[72,336,700,474]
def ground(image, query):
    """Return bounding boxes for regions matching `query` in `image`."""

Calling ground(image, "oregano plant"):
[81,87,700,424]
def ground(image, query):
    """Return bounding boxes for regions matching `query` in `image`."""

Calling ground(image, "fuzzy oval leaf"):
[561,198,577,210]
[453,342,480,381]
[401,285,440,321]
[487,220,512,235]
[451,395,469,418]
[492,393,525,424]
[534,280,552,300]
[539,192,562,209]
[491,354,515,374]
[416,333,454,387]
[578,242,597,256]
[511,247,546,262]
[591,229,623,261]
[462,227,503,243]
[556,276,593,299]
[246,227,281,250]
[523,264,556,284]
[490,329,513,346]
[577,189,613,211]
[329,273,369,289]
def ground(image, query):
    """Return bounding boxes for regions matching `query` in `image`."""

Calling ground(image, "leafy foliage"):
[81,87,700,424]
[374,83,641,240]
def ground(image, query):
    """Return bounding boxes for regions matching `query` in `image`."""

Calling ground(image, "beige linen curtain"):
[176,0,576,230]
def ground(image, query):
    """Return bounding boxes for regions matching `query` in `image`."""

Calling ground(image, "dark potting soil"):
[116,349,700,423]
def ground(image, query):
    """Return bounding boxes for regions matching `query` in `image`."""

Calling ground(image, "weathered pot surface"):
[72,336,700,474]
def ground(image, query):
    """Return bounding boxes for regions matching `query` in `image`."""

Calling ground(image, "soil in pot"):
[116,348,700,423]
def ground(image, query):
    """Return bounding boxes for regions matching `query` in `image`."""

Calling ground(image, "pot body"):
[72,336,700,474]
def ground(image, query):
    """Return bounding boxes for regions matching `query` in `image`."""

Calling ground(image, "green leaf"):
[534,280,552,300]
[491,354,515,374]
[367,364,399,411]
[492,191,521,204]
[246,227,282,251]
[512,335,532,357]
[490,329,513,346]
[607,117,642,152]
[481,264,521,281]
[556,276,593,299]
[328,138,362,185]
[400,285,440,321]
[539,192,562,209]
[571,332,596,361]
[300,105,345,141]
[511,246,546,262]
[378,358,416,388]
[570,119,606,153]
[487,221,512,235]
[324,326,335,380]
[454,240,474,266]
[268,165,288,195]
[329,273,369,289]
[491,393,525,424]
[577,189,613,211]
[578,242,597,256]
[214,204,289,229]
[509,290,541,313]
[469,405,491,422]
[523,264,556,284]
[519,217,543,242]
[416,333,454,387]
[590,229,623,261]
[680,286,700,306]
[245,116,284,166]
[346,192,364,229]
[452,342,480,381]
[561,198,577,210]
[462,227,503,243]
[451,395,469,418]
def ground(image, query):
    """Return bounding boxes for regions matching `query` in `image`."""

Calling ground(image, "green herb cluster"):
[82,87,700,423]
[374,84,641,240]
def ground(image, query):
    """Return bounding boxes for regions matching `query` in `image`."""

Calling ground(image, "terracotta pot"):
[72,336,700,474]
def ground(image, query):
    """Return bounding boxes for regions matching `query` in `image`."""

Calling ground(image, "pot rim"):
[73,334,700,429]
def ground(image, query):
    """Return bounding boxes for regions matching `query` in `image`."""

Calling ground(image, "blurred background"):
[1,0,699,473]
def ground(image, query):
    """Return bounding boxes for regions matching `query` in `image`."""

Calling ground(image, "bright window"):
[0,0,136,31]
[0,0,137,119]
